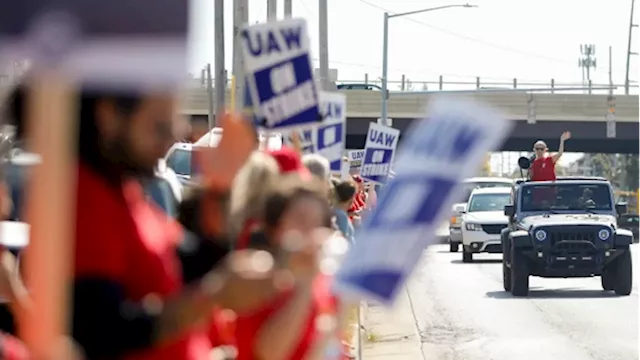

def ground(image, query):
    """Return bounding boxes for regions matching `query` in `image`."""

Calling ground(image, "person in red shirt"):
[530,131,571,182]
[530,131,571,205]
[6,85,285,360]
[234,147,348,360]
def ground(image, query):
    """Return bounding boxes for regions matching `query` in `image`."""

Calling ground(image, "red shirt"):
[531,156,556,182]
[74,164,211,360]
[234,274,342,360]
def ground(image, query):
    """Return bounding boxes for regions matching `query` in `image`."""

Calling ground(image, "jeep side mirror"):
[504,204,515,217]
[616,202,628,215]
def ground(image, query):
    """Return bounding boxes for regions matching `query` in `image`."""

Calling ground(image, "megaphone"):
[518,156,533,170]
[517,155,536,180]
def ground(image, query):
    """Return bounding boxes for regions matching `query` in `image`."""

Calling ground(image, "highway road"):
[408,244,639,360]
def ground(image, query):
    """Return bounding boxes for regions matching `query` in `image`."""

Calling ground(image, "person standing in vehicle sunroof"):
[530,131,571,182]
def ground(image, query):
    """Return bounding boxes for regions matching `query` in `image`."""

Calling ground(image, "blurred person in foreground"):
[5,85,294,360]
[231,147,350,360]
[331,179,356,245]
[302,154,331,194]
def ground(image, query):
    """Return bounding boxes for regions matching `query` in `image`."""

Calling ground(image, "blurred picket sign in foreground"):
[333,97,514,306]
[0,0,190,357]
[0,0,188,89]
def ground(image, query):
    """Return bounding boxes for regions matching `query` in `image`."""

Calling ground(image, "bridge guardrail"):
[183,75,639,95]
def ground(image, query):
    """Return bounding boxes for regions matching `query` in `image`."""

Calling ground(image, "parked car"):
[449,177,514,252]
[165,128,282,186]
[501,177,633,297]
[141,162,184,218]
[460,187,512,262]
[336,83,390,99]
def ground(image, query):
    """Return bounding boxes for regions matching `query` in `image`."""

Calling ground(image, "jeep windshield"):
[520,183,613,212]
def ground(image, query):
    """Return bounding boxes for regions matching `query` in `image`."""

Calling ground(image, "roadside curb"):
[359,288,423,359]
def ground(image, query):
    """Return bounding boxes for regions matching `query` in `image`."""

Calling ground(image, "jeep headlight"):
[534,229,547,241]
[465,223,482,231]
[598,229,611,240]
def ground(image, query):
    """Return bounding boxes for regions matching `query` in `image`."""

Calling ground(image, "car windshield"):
[520,183,613,212]
[166,148,191,176]
[457,181,512,203]
[468,193,511,212]
[143,178,177,218]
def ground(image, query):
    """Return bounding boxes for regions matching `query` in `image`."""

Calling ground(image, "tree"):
[617,154,639,190]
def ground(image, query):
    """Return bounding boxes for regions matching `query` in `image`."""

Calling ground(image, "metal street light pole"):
[381,4,477,126]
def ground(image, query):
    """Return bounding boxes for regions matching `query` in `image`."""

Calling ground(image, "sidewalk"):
[360,289,423,359]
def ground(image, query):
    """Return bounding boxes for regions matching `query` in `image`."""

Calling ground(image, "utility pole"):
[284,0,293,17]
[232,0,248,111]
[607,46,616,138]
[578,44,596,93]
[267,0,277,20]
[205,64,215,131]
[214,0,225,129]
[318,0,330,90]
[625,0,638,95]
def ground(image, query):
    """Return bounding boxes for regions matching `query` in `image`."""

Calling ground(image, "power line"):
[355,0,625,75]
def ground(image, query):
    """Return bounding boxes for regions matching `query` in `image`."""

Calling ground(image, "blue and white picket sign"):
[333,98,514,305]
[347,150,364,169]
[240,18,321,130]
[283,129,315,154]
[359,123,400,184]
[317,92,346,172]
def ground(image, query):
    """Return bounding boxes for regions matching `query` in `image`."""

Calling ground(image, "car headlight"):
[598,229,611,240]
[450,216,460,225]
[465,223,482,231]
[534,229,547,241]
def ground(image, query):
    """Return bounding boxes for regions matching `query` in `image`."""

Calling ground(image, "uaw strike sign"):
[0,0,188,89]
[241,18,321,130]
[347,150,364,169]
[334,98,513,305]
[360,123,400,184]
[316,92,346,172]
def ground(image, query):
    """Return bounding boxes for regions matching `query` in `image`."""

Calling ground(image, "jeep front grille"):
[548,231,596,243]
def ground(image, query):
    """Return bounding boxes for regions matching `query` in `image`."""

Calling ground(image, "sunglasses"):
[534,147,545,151]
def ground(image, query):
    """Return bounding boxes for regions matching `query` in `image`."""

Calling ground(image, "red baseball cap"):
[267,146,311,179]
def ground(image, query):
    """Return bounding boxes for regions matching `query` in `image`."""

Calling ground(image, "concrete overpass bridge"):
[182,89,639,154]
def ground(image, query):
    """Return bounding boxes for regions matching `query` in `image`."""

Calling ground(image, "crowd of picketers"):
[0,82,380,360]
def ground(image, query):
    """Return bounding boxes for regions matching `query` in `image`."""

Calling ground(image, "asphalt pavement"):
[407,244,639,360]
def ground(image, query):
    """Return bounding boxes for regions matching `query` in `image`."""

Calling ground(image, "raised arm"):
[551,131,571,164]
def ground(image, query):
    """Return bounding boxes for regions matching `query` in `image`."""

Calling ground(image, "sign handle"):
[19,73,76,358]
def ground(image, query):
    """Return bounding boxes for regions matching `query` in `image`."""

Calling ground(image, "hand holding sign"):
[197,113,256,237]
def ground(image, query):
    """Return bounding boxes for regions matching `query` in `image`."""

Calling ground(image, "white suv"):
[460,187,512,263]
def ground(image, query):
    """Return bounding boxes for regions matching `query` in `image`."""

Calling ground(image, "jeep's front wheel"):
[601,268,615,291]
[613,251,633,296]
[510,247,529,296]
